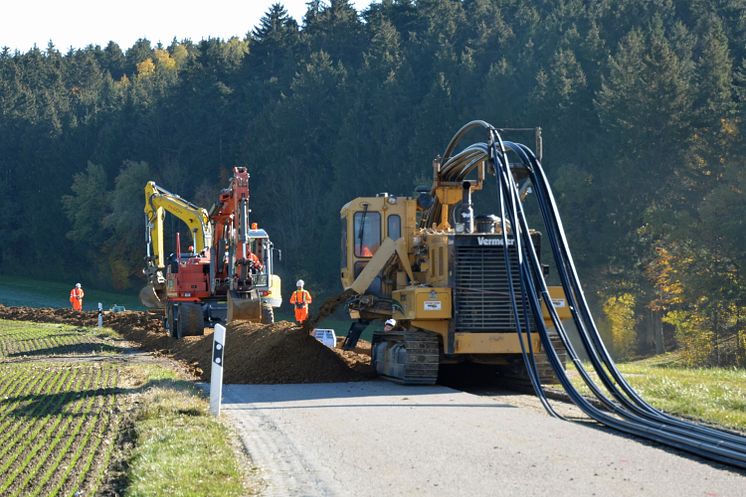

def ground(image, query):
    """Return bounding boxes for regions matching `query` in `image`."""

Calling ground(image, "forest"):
[0,0,743,365]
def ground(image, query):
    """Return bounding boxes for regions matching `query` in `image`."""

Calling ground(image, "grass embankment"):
[0,319,248,497]
[569,352,746,431]
[122,371,248,497]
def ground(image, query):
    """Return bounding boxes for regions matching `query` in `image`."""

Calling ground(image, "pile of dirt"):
[178,321,375,383]
[0,305,374,383]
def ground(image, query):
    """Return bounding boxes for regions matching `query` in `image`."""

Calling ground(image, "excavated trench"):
[0,305,374,383]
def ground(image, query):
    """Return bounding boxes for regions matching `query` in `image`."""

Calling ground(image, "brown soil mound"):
[196,321,373,383]
[0,305,374,383]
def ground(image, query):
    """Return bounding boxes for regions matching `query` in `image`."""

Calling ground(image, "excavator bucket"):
[139,283,165,309]
[227,290,262,322]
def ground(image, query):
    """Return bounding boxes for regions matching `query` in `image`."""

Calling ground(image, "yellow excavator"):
[140,181,211,309]
[314,127,571,384]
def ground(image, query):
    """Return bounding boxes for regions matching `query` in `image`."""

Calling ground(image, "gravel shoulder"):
[222,381,745,497]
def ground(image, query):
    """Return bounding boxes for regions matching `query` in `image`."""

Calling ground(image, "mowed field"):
[0,319,248,497]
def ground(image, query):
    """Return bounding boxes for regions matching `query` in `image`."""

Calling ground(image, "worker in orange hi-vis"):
[69,283,84,311]
[289,279,312,324]
[248,251,263,271]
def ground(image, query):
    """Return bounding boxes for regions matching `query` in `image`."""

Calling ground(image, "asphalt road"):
[222,381,745,497]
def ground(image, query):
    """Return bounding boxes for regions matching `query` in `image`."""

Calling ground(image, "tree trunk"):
[652,309,665,354]
[711,305,720,367]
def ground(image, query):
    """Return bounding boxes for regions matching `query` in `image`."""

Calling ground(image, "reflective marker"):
[210,324,226,416]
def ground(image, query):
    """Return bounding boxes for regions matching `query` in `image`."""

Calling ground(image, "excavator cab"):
[248,229,282,308]
[340,193,416,301]
[227,228,282,323]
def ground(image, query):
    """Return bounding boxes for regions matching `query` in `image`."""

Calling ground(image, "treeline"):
[0,0,744,365]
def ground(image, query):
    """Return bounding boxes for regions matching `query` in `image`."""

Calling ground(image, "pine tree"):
[303,0,365,68]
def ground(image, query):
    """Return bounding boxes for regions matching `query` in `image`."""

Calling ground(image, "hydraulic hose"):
[438,121,746,468]
[508,150,746,465]
[516,141,746,447]
[492,130,562,418]
[510,143,746,464]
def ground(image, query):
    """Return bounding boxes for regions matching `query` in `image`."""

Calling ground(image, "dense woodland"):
[0,0,744,365]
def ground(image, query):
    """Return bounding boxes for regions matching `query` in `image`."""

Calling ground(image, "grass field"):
[566,353,746,431]
[0,275,142,311]
[0,320,122,357]
[617,355,746,431]
[0,319,248,497]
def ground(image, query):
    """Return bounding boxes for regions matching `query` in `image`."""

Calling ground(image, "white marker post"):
[210,324,226,416]
[97,303,103,328]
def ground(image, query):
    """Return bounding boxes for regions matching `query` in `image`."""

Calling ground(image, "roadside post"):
[97,303,103,328]
[210,323,226,416]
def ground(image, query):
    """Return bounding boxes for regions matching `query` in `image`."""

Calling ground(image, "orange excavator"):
[140,167,282,337]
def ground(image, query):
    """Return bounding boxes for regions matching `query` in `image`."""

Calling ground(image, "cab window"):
[341,218,347,269]
[249,239,265,263]
[353,211,381,257]
[387,215,401,240]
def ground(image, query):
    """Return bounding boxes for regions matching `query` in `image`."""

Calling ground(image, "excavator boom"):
[144,181,212,268]
[140,181,212,308]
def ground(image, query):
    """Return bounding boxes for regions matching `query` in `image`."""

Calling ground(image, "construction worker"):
[69,283,84,311]
[248,251,263,271]
[289,279,312,324]
[384,318,396,332]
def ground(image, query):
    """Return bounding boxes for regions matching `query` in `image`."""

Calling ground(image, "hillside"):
[1,0,744,365]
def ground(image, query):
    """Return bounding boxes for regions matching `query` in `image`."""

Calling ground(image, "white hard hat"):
[75,283,82,288]
[296,279,304,287]
[385,318,396,327]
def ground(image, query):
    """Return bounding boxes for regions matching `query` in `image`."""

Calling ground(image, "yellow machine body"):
[339,180,570,365]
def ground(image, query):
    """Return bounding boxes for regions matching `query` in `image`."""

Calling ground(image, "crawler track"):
[372,329,440,385]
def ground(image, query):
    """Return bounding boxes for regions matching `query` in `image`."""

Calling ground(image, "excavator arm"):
[347,237,413,294]
[140,181,212,308]
[303,237,413,332]
[144,181,212,267]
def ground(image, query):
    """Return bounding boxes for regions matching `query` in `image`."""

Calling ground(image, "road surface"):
[222,381,745,497]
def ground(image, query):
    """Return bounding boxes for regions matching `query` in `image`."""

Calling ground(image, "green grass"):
[567,353,746,431]
[0,361,118,496]
[617,361,746,430]
[0,320,123,358]
[0,274,143,311]
[122,369,248,497]
[0,319,251,497]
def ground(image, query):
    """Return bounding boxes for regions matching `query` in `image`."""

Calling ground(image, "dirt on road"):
[0,305,374,383]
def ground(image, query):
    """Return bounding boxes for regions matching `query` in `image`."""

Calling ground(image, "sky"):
[1,0,374,53]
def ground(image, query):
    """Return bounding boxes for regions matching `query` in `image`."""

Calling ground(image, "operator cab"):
[248,227,282,308]
[340,193,415,296]
[248,228,274,285]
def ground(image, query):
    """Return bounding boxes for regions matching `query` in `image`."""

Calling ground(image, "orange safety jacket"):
[249,252,263,270]
[69,288,84,310]
[289,289,312,309]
